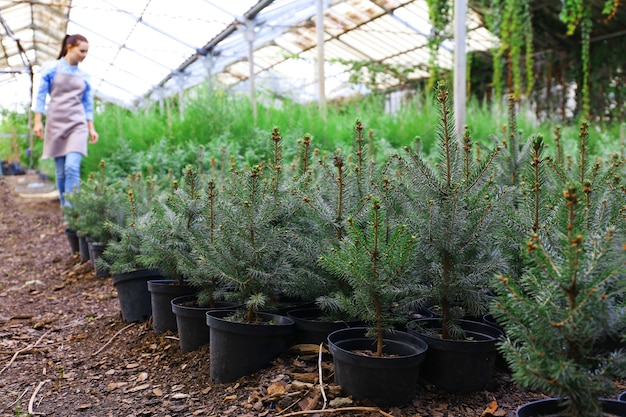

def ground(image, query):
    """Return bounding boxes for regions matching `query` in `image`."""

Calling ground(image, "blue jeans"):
[54,152,82,207]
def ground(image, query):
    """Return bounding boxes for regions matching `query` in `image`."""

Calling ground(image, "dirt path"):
[1,175,623,417]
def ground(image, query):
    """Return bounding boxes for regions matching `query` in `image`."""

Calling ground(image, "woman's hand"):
[89,130,99,144]
[88,121,99,144]
[33,114,44,139]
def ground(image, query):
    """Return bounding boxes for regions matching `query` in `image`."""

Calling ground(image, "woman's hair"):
[57,34,89,59]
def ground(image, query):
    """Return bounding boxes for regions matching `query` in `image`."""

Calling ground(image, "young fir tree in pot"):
[137,166,206,332]
[138,166,205,286]
[287,121,373,321]
[189,127,297,382]
[320,194,429,406]
[64,160,126,275]
[319,195,417,353]
[191,127,299,321]
[493,128,626,417]
[396,80,509,333]
[99,172,164,323]
[64,159,125,246]
[100,171,158,275]
[393,81,509,393]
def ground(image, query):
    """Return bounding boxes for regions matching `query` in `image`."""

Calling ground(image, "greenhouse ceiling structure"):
[0,0,498,112]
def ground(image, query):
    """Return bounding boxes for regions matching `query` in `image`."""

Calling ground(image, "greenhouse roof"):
[0,0,497,110]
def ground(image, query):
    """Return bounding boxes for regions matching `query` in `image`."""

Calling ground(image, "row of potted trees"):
[62,81,625,416]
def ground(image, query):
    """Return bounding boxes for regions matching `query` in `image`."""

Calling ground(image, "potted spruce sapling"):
[192,127,296,382]
[101,171,164,323]
[320,193,428,407]
[101,171,158,276]
[138,166,204,333]
[172,178,240,353]
[396,81,507,393]
[286,122,373,341]
[493,128,626,417]
[64,160,125,275]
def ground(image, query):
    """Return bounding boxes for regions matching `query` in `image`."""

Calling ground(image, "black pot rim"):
[327,327,429,359]
[408,317,503,338]
[147,279,190,288]
[111,269,163,284]
[171,295,240,312]
[206,309,295,335]
[516,397,626,417]
[287,307,361,324]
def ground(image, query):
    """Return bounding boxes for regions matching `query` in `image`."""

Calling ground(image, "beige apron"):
[41,63,89,159]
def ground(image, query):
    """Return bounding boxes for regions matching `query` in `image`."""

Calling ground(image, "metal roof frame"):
[0,0,498,111]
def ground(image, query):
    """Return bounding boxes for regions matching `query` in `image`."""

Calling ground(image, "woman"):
[33,34,99,207]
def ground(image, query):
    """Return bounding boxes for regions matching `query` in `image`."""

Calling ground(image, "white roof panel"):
[0,0,497,110]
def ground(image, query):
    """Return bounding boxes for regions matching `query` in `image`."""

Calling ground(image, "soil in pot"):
[112,269,163,323]
[147,280,196,333]
[516,397,626,417]
[327,327,429,407]
[406,317,503,393]
[206,309,295,383]
[64,228,79,255]
[286,307,363,345]
[171,295,239,353]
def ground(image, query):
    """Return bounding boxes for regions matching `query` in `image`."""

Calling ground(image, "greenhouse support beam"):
[175,72,189,121]
[316,0,326,119]
[454,0,467,138]
[245,18,258,124]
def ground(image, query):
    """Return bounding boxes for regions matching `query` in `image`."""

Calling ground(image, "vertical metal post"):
[175,72,187,121]
[245,19,258,124]
[28,65,34,170]
[203,55,214,99]
[316,0,326,120]
[454,0,467,138]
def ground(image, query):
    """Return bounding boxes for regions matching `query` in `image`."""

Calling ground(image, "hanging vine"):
[559,0,620,117]
[481,0,534,101]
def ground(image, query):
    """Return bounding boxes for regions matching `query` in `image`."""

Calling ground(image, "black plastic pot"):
[112,269,162,323]
[206,309,295,383]
[171,295,239,353]
[482,313,510,372]
[78,234,90,262]
[287,307,363,345]
[406,318,503,393]
[147,280,196,333]
[620,391,626,402]
[516,397,626,416]
[88,241,109,278]
[64,228,79,255]
[327,327,429,407]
